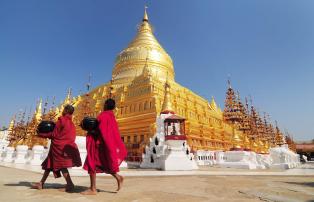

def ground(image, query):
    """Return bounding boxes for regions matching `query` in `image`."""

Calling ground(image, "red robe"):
[83,110,127,174]
[39,114,82,177]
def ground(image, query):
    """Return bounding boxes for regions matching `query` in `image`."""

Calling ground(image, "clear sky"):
[0,0,313,141]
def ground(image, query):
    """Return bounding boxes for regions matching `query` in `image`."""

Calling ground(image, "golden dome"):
[112,8,174,84]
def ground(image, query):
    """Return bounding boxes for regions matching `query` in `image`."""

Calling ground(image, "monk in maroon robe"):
[82,98,127,195]
[32,105,82,191]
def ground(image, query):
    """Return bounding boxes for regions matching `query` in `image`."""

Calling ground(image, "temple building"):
[73,8,238,161]
[6,8,297,163]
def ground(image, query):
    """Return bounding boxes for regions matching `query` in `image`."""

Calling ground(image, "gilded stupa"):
[70,8,236,159]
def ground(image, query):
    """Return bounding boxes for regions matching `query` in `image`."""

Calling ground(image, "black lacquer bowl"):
[37,121,56,133]
[81,117,99,131]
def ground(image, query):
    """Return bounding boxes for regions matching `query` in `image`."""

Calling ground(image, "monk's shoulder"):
[98,111,114,124]
[56,116,63,125]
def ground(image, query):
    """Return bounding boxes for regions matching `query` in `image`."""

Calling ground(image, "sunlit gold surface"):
[70,10,236,157]
[112,8,174,86]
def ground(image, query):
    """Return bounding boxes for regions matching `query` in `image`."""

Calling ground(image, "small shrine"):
[164,114,186,141]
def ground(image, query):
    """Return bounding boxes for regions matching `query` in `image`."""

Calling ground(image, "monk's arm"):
[38,132,53,138]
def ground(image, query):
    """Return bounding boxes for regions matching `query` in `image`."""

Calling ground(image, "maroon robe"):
[39,114,82,177]
[83,110,127,174]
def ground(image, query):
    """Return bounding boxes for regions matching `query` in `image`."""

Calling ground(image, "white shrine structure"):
[140,112,198,170]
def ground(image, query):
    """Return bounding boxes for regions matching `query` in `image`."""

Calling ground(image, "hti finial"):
[245,97,249,107]
[236,91,241,101]
[263,112,267,124]
[227,74,231,89]
[26,105,32,124]
[51,96,56,109]
[43,96,49,114]
[143,5,149,21]
[248,94,253,106]
[275,120,278,128]
[86,74,91,92]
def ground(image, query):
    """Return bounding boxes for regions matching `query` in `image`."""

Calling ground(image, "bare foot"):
[115,174,124,192]
[81,189,97,195]
[31,182,43,190]
[65,184,75,193]
[119,175,124,188]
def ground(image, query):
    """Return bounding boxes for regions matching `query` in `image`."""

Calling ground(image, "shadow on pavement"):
[284,181,314,188]
[4,181,117,194]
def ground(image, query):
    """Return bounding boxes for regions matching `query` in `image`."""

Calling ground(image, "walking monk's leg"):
[81,172,97,195]
[112,173,124,191]
[61,168,75,192]
[31,170,50,189]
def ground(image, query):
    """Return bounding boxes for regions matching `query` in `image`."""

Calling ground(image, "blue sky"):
[0,0,313,140]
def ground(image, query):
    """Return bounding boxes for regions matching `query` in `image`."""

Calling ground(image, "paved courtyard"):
[0,164,313,202]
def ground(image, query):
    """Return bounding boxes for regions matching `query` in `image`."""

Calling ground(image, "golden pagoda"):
[67,8,235,160]
[274,121,285,146]
[8,108,28,147]
[25,99,47,148]
[223,80,244,150]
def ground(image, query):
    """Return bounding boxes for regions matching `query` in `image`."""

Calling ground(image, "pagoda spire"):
[274,120,285,146]
[143,5,149,22]
[8,115,16,132]
[20,107,27,125]
[142,53,152,77]
[64,88,72,104]
[210,96,218,110]
[238,96,250,133]
[87,74,91,92]
[223,79,244,150]
[43,97,49,114]
[223,79,241,125]
[35,98,42,122]
[26,105,32,124]
[137,5,153,34]
[161,79,174,114]
[227,77,232,89]
[50,96,56,111]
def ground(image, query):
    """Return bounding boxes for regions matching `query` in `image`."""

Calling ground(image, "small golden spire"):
[142,53,152,77]
[8,115,15,132]
[65,88,72,104]
[35,98,42,122]
[210,96,217,110]
[143,5,148,21]
[161,80,174,114]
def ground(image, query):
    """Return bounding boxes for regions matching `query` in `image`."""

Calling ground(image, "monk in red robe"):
[82,98,127,195]
[32,105,82,192]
